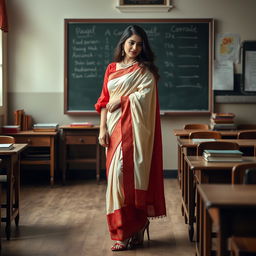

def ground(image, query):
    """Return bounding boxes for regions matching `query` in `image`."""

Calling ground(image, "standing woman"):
[95,25,166,251]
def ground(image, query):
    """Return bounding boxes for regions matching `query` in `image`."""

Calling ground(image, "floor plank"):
[1,178,195,256]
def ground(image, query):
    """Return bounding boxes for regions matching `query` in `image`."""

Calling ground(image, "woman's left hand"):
[106,98,121,113]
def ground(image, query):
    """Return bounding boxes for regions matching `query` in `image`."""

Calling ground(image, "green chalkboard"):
[64,19,213,114]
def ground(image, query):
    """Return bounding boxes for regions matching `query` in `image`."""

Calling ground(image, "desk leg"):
[203,206,212,256]
[199,188,204,256]
[50,137,55,186]
[217,213,229,256]
[183,156,188,224]
[180,149,185,220]
[62,134,67,185]
[178,145,181,187]
[14,154,20,226]
[195,182,200,256]
[188,166,195,242]
[6,156,12,240]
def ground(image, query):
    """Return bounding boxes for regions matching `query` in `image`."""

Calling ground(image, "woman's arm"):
[98,108,109,147]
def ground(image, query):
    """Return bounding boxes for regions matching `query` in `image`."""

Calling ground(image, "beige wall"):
[6,0,256,169]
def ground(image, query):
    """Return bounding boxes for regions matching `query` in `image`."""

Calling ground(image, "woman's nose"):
[132,44,138,50]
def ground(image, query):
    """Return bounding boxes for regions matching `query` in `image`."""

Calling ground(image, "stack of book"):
[203,149,243,162]
[14,109,33,131]
[210,113,236,130]
[33,123,59,132]
[2,125,21,134]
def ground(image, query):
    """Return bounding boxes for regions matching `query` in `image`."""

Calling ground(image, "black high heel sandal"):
[130,220,150,247]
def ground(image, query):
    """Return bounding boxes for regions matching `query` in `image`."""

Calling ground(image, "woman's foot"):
[111,238,130,251]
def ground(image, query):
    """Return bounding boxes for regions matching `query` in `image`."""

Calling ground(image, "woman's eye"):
[129,41,142,47]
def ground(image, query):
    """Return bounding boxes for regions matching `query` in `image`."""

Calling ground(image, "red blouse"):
[94,63,117,113]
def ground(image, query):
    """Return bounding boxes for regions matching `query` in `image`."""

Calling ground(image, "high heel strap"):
[130,219,150,247]
[142,219,150,242]
[111,237,131,251]
[145,221,150,241]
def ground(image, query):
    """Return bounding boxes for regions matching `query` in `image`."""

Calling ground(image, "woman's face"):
[123,34,143,61]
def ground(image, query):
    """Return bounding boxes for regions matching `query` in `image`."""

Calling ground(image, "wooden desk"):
[60,126,101,184]
[9,131,58,186]
[178,138,256,186]
[197,184,256,256]
[184,156,256,243]
[173,130,240,192]
[179,140,256,241]
[0,144,27,239]
[178,138,256,191]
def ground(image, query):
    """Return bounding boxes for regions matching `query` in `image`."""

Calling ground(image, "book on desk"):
[2,125,21,134]
[33,123,59,132]
[70,122,94,128]
[203,149,243,162]
[0,143,14,150]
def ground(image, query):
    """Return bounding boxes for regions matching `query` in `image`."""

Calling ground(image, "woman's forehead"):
[126,34,142,42]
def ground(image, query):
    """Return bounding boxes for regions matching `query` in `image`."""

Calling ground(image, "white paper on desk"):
[216,33,241,64]
[213,60,234,90]
[245,51,256,91]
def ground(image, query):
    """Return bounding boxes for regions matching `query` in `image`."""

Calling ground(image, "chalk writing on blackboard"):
[64,19,213,114]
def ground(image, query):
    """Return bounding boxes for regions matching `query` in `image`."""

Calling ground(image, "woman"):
[95,25,166,251]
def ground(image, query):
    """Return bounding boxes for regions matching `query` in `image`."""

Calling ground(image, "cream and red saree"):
[95,62,166,241]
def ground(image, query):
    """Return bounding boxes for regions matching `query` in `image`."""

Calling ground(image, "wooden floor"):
[1,178,195,256]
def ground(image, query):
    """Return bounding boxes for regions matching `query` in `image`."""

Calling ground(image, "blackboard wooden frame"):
[64,19,214,115]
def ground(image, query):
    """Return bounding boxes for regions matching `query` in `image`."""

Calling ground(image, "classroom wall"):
[6,0,256,170]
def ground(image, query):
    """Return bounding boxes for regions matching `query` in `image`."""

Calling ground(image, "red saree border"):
[107,205,147,241]
[108,63,140,81]
[120,96,135,205]
[146,84,166,217]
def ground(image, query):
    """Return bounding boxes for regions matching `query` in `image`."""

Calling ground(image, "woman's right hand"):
[98,127,109,147]
[106,98,121,113]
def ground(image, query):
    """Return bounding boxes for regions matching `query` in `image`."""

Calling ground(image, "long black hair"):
[113,25,160,81]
